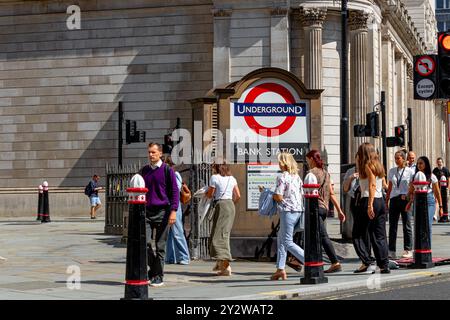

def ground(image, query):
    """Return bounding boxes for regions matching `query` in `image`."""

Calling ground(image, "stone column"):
[212,9,232,87]
[270,7,290,70]
[349,11,370,156]
[301,7,327,89]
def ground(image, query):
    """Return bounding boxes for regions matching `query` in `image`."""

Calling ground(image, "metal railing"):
[104,162,140,235]
[190,163,212,260]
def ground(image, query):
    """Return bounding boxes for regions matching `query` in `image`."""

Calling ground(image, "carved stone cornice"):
[299,7,327,28]
[379,0,425,55]
[270,7,289,16]
[348,11,370,31]
[407,63,413,80]
[212,9,232,18]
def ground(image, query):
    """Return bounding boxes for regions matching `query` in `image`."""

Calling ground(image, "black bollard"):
[37,185,43,221]
[439,176,448,222]
[122,174,150,300]
[300,173,328,285]
[41,181,51,223]
[411,172,434,269]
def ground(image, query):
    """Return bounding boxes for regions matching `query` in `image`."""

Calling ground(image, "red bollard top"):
[440,175,448,188]
[303,173,320,198]
[127,174,148,204]
[42,181,48,192]
[413,171,429,194]
[38,185,43,193]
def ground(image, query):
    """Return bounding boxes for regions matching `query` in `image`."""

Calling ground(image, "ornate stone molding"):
[348,11,370,31]
[407,63,413,80]
[300,7,327,28]
[212,9,232,18]
[270,7,289,16]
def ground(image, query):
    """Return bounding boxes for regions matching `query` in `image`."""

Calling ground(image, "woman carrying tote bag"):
[205,162,241,276]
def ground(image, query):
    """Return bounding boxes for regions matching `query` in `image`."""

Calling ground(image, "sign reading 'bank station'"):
[230,77,310,162]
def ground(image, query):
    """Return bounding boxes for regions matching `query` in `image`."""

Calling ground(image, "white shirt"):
[424,173,438,194]
[388,166,414,199]
[209,174,237,200]
[360,177,383,198]
[408,163,417,173]
[274,172,304,212]
[150,159,163,170]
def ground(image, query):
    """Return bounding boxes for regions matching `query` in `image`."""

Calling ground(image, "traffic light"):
[125,120,137,144]
[366,112,379,137]
[163,134,173,154]
[414,55,437,100]
[353,112,379,137]
[438,32,450,98]
[386,125,405,147]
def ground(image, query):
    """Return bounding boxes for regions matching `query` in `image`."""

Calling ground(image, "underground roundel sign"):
[230,78,310,144]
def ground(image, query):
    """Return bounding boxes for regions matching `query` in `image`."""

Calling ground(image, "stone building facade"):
[0,0,446,217]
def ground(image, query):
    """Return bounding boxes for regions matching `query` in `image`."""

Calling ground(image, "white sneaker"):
[402,250,413,258]
[0,256,7,262]
[388,251,396,259]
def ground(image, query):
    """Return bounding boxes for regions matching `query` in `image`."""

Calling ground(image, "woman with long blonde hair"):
[270,152,305,280]
[353,143,390,274]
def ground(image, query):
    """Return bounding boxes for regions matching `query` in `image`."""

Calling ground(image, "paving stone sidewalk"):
[0,217,449,300]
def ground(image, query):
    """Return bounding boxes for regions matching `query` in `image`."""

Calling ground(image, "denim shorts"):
[90,196,101,207]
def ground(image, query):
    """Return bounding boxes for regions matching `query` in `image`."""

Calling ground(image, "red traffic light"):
[439,33,450,51]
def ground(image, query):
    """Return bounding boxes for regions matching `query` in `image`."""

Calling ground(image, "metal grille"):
[104,163,140,235]
[190,163,212,260]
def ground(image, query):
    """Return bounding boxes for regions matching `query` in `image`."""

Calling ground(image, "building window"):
[437,0,450,8]
[438,21,446,32]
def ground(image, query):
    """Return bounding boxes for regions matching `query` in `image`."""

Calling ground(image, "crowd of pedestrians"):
[131,141,449,287]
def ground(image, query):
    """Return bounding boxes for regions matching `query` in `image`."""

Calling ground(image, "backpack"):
[84,182,93,197]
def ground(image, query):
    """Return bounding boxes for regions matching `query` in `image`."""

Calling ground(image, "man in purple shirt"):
[140,142,179,287]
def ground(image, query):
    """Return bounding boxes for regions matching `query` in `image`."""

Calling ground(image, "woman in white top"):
[271,152,305,281]
[406,156,442,246]
[206,163,241,276]
[386,150,414,259]
[353,143,390,274]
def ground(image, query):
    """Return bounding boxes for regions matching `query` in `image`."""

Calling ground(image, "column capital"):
[407,63,413,80]
[212,8,232,18]
[348,11,370,31]
[270,7,289,16]
[382,31,395,43]
[300,7,327,27]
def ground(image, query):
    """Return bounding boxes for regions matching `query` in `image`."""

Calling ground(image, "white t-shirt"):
[274,172,304,212]
[360,177,383,198]
[388,167,414,199]
[426,173,438,194]
[209,174,237,200]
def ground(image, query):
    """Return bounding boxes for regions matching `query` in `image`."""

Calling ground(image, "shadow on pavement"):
[88,260,126,264]
[95,237,126,249]
[55,280,123,286]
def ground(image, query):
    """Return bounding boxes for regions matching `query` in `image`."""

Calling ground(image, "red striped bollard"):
[122,174,150,300]
[439,176,448,222]
[37,184,43,221]
[41,181,51,223]
[411,171,434,269]
[300,172,328,284]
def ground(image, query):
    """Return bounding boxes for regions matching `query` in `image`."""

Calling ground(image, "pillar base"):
[123,285,150,300]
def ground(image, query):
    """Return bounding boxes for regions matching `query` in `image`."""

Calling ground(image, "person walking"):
[406,156,443,246]
[432,157,449,223]
[306,150,346,273]
[140,142,179,287]
[206,162,240,276]
[407,151,417,172]
[386,150,414,259]
[270,152,305,280]
[164,156,190,265]
[85,174,102,219]
[353,142,390,274]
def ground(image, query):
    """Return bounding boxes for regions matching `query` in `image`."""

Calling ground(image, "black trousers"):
[145,206,170,278]
[318,207,339,264]
[353,198,389,268]
[388,196,413,252]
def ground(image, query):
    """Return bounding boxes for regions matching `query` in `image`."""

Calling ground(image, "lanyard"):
[396,167,405,189]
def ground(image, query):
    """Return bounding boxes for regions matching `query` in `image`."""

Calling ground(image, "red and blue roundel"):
[230,78,309,143]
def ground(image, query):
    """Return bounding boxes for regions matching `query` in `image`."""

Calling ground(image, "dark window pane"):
[438,21,445,32]
[437,0,444,9]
